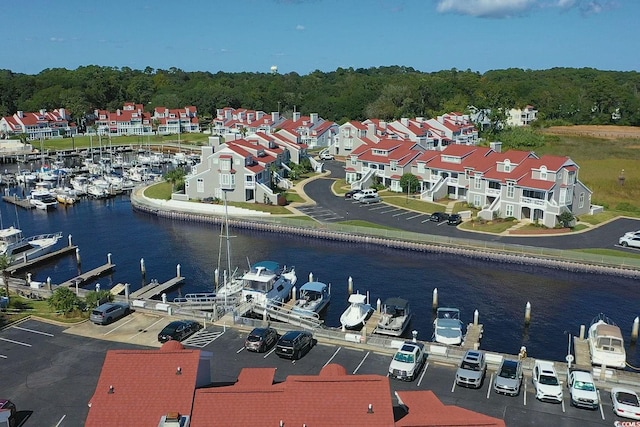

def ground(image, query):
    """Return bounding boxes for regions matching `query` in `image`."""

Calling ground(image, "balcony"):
[520,196,545,207]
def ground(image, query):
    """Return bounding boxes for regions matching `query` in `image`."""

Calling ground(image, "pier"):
[573,337,592,369]
[2,195,34,209]
[130,276,185,300]
[462,323,484,350]
[59,263,116,288]
[7,245,78,274]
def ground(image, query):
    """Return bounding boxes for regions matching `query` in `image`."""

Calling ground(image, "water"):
[2,184,639,369]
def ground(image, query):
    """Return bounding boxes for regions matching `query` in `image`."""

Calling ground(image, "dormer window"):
[504,159,511,173]
[540,166,547,180]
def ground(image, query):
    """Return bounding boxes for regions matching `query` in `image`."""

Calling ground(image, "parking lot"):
[0,316,632,426]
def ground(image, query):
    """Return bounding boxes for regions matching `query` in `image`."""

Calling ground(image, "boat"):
[433,307,464,345]
[292,281,331,317]
[587,313,626,369]
[0,227,63,264]
[374,297,412,337]
[339,293,373,330]
[241,261,297,308]
[29,189,58,210]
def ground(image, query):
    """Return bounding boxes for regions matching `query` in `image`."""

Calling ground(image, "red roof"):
[85,342,202,427]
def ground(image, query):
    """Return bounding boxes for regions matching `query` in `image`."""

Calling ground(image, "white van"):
[353,188,377,201]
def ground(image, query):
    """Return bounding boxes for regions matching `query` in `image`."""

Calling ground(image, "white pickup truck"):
[567,369,599,409]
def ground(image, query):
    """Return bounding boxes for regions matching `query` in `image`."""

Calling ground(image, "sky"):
[2,0,638,76]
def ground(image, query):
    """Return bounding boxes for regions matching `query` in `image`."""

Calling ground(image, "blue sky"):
[3,0,637,75]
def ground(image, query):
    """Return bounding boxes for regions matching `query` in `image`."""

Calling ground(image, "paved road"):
[302,161,640,251]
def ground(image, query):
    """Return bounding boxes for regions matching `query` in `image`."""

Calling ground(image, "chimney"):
[401,118,409,126]
[159,412,182,427]
[271,111,280,123]
[293,111,301,121]
[490,141,502,153]
[17,111,24,118]
[310,113,318,124]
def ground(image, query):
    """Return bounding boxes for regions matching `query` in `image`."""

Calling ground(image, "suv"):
[532,360,563,403]
[245,327,279,353]
[388,341,426,381]
[493,359,523,396]
[319,152,334,160]
[275,330,314,360]
[430,212,449,222]
[90,302,130,325]
[353,189,377,201]
[455,350,486,389]
[360,194,381,204]
[567,369,599,409]
[447,214,462,226]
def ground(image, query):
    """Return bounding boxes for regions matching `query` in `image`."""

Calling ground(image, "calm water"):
[3,184,639,368]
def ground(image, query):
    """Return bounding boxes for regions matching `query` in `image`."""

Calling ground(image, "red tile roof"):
[85,342,201,427]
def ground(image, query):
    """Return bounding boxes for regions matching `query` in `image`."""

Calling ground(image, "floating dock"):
[2,195,34,209]
[130,276,185,299]
[7,245,78,274]
[462,323,484,350]
[59,263,116,288]
[573,337,592,368]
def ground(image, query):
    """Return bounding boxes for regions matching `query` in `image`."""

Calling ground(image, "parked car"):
[344,189,362,199]
[319,152,334,160]
[455,350,486,389]
[567,369,599,409]
[90,301,131,325]
[532,360,563,403]
[447,214,462,226]
[611,387,640,420]
[624,230,640,238]
[493,359,523,396]
[275,330,314,360]
[619,235,640,248]
[430,212,449,222]
[360,194,381,204]
[245,327,279,352]
[353,188,377,201]
[388,341,426,381]
[0,399,17,427]
[158,320,203,343]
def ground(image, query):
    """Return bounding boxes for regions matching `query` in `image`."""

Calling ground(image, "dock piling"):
[95,283,100,292]
[176,264,181,278]
[76,248,81,265]
[309,272,314,283]
[632,317,639,343]
[377,298,381,312]
[473,309,479,326]
[68,234,73,246]
[292,286,296,301]
[125,283,130,302]
[46,277,51,290]
[525,301,531,325]
[579,324,586,339]
[107,253,112,265]
[348,276,353,295]
[140,258,146,276]
[214,268,219,287]
[432,288,438,310]
[162,293,167,303]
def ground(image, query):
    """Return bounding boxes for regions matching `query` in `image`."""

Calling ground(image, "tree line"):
[1,65,639,127]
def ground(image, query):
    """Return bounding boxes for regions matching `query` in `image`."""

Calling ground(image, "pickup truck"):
[567,369,599,409]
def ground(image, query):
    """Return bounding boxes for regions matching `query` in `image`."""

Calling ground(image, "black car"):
[158,320,203,343]
[275,330,314,360]
[430,212,450,222]
[245,327,279,352]
[344,189,362,199]
[447,214,462,225]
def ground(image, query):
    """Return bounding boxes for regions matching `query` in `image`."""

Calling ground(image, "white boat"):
[29,189,58,210]
[374,297,412,337]
[0,227,63,264]
[292,281,331,317]
[433,307,464,345]
[339,293,373,330]
[588,313,626,369]
[241,261,297,308]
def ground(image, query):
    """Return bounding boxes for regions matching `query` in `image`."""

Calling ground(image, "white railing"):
[521,197,545,207]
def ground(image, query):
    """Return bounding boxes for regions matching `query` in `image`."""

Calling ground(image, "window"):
[474,174,482,190]
[473,195,482,207]
[390,161,398,172]
[539,166,547,181]
[579,192,585,208]
[488,181,501,190]
[506,182,515,198]
[196,178,204,193]
[523,189,545,199]
[504,160,511,173]
[505,204,514,217]
[220,158,231,171]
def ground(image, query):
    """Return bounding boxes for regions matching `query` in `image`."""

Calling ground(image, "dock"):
[7,245,78,274]
[130,276,185,299]
[59,263,116,288]
[2,195,34,209]
[462,323,484,350]
[364,309,383,335]
[573,337,592,368]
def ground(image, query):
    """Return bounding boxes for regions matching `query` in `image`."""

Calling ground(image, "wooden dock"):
[7,245,78,275]
[462,323,484,350]
[2,195,34,209]
[59,263,116,288]
[573,337,592,368]
[364,310,383,335]
[130,276,185,299]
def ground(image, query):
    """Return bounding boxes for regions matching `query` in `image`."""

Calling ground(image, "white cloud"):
[295,24,305,30]
[435,0,536,18]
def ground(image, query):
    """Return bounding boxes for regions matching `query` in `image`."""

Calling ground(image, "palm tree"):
[0,254,11,299]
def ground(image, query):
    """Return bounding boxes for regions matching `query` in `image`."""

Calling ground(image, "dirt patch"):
[509,228,571,235]
[541,125,640,140]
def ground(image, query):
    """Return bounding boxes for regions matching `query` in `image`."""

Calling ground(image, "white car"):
[388,341,426,381]
[611,387,640,420]
[352,188,377,201]
[619,235,640,248]
[532,360,563,403]
[567,369,599,409]
[319,152,334,160]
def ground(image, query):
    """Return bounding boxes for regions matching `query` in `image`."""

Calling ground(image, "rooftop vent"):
[368,403,374,414]
[176,366,182,375]
[108,385,114,394]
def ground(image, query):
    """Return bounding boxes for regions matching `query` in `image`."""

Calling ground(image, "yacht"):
[0,227,63,264]
[433,307,464,345]
[339,293,373,330]
[29,189,58,210]
[374,297,412,337]
[241,261,297,308]
[588,313,626,369]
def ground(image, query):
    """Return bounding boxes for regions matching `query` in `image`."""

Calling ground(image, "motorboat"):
[374,297,412,337]
[292,281,331,317]
[339,293,373,330]
[241,261,297,309]
[29,189,58,210]
[433,307,464,345]
[0,227,63,264]
[588,313,626,369]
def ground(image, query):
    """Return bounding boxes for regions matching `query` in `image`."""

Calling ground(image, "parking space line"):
[352,351,369,374]
[323,347,341,367]
[598,390,605,420]
[486,373,493,399]
[128,318,165,340]
[11,326,54,336]
[263,348,276,359]
[406,213,424,220]
[421,218,432,223]
[417,362,428,387]
[103,316,137,335]
[0,337,31,347]
[450,378,457,393]
[0,354,7,359]
[392,211,411,217]
[55,414,66,427]
[561,398,566,413]
[379,208,400,214]
[523,381,527,405]
[236,346,244,354]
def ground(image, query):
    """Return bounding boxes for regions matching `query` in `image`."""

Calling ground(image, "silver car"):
[493,359,523,396]
[455,350,486,389]
[90,302,130,325]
